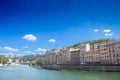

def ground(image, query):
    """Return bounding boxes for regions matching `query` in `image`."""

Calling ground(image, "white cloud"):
[23,46,28,49]
[103,29,111,33]
[23,51,31,54]
[0,52,14,56]
[48,39,56,43]
[23,34,37,41]
[36,48,47,52]
[0,46,2,50]
[105,33,113,37]
[3,46,19,52]
[94,29,99,32]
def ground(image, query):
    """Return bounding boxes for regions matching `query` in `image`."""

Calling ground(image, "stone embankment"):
[43,65,120,72]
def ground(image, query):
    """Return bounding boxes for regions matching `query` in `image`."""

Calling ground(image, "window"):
[109,50,111,53]
[113,50,115,53]
[109,54,111,57]
[116,54,119,57]
[117,59,119,62]
[118,46,120,48]
[113,54,115,57]
[118,42,120,45]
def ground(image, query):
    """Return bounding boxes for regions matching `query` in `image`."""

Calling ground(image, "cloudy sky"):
[0,0,120,56]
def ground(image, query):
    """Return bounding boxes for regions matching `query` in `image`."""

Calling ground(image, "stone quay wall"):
[43,65,120,72]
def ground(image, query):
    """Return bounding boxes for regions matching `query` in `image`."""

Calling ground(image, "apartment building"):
[107,40,120,64]
[43,39,120,65]
[56,51,62,65]
[85,50,100,64]
[71,49,80,65]
[43,51,51,64]
[83,43,101,64]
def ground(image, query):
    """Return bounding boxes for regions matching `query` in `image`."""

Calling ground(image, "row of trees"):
[0,55,9,64]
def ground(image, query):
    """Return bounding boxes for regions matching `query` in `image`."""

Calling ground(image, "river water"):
[0,65,120,80]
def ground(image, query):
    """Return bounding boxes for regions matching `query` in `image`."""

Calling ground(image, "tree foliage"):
[0,55,9,64]
[51,48,57,51]
[36,57,44,66]
[31,57,44,67]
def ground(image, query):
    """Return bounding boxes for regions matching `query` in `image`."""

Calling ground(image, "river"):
[0,65,120,80]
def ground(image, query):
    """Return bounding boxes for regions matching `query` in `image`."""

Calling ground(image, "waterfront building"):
[99,41,109,64]
[56,51,62,65]
[60,48,68,65]
[85,51,100,64]
[43,39,120,66]
[80,43,90,64]
[71,49,80,65]
[57,47,72,65]
[43,50,60,65]
[43,51,51,64]
[81,43,101,64]
[8,58,12,63]
[107,40,120,64]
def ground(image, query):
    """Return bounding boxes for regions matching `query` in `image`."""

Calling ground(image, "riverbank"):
[0,64,3,66]
[0,63,20,67]
[10,63,20,65]
[0,64,12,66]
[43,65,120,72]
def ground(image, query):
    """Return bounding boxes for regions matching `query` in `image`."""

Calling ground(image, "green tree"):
[36,57,44,66]
[52,48,57,51]
[0,55,9,64]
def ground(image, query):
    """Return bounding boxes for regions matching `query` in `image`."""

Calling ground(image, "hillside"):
[73,38,112,48]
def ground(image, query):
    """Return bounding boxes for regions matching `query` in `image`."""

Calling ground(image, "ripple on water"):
[0,65,120,80]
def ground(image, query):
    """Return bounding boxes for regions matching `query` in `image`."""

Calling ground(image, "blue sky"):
[0,0,120,56]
